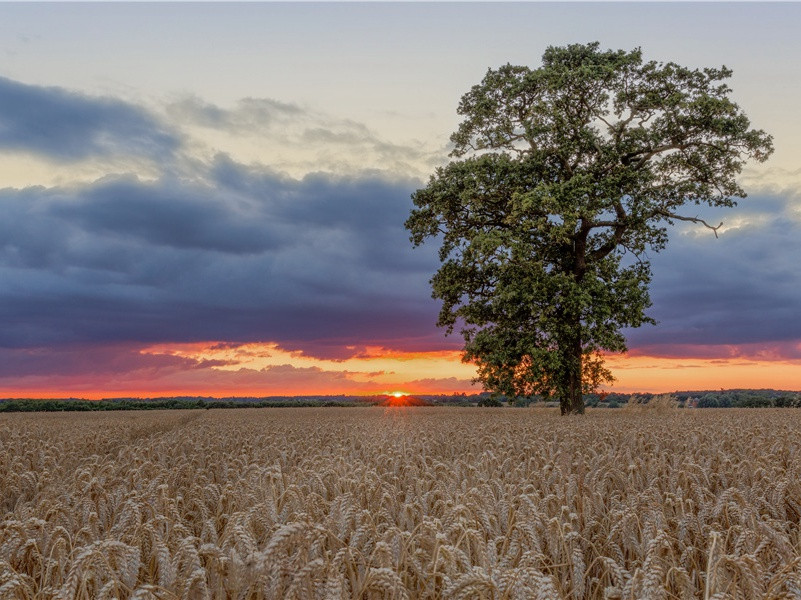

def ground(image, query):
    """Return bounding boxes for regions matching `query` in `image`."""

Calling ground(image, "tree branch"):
[588,200,629,261]
[658,210,723,238]
[627,143,691,169]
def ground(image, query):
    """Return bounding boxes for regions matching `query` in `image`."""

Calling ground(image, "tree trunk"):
[559,335,585,415]
[560,236,587,415]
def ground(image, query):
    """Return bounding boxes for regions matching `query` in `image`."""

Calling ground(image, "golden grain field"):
[2,407,801,599]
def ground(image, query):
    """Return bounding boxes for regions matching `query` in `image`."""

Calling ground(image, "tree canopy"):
[406,42,773,414]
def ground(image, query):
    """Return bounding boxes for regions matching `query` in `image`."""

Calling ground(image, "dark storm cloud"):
[0,158,447,356]
[0,344,225,378]
[624,193,801,357]
[57,175,281,254]
[2,167,799,361]
[0,76,178,161]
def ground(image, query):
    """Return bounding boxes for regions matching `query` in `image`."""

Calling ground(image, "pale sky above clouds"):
[2,3,800,184]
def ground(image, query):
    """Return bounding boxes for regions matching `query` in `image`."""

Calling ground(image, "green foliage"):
[406,42,772,415]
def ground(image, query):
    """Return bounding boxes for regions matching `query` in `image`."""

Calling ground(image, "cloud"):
[166,95,443,178]
[2,162,799,370]
[624,192,801,357]
[0,343,425,397]
[166,96,304,132]
[0,344,218,379]
[0,76,179,162]
[625,342,801,362]
[0,73,443,182]
[404,376,479,394]
[0,156,448,356]
[55,174,282,254]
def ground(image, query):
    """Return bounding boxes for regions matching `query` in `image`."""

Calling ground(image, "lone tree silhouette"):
[406,43,772,415]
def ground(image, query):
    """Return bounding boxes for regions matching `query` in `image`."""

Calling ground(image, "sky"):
[1,2,800,398]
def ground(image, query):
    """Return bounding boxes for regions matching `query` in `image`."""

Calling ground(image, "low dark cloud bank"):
[4,173,798,361]
[0,344,213,379]
[1,75,799,369]
[0,161,446,357]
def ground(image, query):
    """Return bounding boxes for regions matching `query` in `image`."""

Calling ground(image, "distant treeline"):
[674,389,801,409]
[0,397,373,412]
[1,389,799,412]
[486,389,801,408]
[0,394,480,413]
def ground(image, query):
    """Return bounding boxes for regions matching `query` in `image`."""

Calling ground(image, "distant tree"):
[718,394,733,408]
[773,395,794,408]
[406,42,772,415]
[477,395,503,407]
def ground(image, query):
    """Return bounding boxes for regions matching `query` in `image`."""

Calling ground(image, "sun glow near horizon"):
[0,342,797,400]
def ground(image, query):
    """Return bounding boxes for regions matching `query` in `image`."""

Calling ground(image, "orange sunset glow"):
[0,341,798,399]
[603,354,801,393]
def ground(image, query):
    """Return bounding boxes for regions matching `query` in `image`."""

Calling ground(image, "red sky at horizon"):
[1,341,798,399]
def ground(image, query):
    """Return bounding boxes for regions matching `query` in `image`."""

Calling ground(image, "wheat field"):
[2,407,801,599]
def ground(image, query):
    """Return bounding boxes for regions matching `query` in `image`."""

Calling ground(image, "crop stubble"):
[2,407,801,599]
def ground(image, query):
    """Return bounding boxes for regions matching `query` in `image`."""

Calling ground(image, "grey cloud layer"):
[625,194,801,356]
[0,159,445,355]
[0,76,178,161]
[4,171,799,359]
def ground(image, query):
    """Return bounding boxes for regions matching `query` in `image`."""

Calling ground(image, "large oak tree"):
[406,43,773,414]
